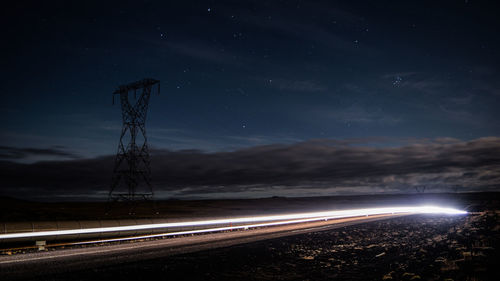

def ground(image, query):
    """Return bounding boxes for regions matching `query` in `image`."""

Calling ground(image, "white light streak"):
[0,206,466,240]
[72,215,343,245]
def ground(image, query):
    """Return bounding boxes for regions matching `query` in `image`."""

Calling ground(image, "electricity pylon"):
[108,78,160,204]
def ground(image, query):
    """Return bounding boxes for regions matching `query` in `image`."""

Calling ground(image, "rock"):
[441,260,459,271]
[402,272,415,278]
[382,271,394,280]
[462,251,472,259]
[435,257,446,263]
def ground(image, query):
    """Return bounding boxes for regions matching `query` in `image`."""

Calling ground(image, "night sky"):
[1,1,499,200]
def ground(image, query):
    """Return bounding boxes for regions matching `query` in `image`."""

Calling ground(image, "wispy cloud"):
[0,145,81,161]
[314,104,402,125]
[165,40,242,65]
[270,78,327,92]
[148,127,302,152]
[241,14,370,54]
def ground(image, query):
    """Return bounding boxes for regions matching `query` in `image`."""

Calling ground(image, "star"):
[393,76,403,86]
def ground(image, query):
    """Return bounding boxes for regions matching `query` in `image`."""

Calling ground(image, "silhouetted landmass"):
[1,192,499,221]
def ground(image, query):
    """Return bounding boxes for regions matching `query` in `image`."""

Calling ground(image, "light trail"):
[0,205,466,240]
[70,214,379,245]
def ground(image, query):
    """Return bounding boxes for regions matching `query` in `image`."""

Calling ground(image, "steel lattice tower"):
[108,78,160,202]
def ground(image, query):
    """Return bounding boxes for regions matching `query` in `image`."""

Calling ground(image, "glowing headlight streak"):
[70,214,377,245]
[0,205,466,240]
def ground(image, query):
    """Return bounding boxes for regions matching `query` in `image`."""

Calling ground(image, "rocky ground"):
[33,211,500,281]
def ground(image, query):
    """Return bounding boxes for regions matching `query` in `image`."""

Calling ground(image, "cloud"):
[381,72,419,79]
[321,104,402,125]
[270,78,327,92]
[0,146,81,161]
[232,2,371,55]
[242,15,363,53]
[165,41,241,65]
[0,137,499,200]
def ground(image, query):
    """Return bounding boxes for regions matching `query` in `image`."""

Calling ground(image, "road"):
[0,213,406,280]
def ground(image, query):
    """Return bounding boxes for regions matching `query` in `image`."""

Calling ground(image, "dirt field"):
[1,192,497,221]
